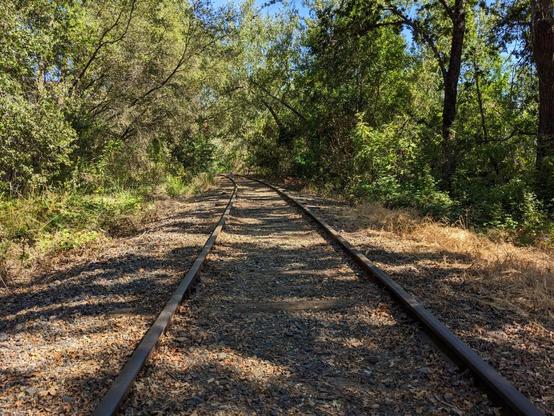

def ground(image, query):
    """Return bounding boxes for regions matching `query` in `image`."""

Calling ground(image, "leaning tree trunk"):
[440,0,465,189]
[531,0,554,205]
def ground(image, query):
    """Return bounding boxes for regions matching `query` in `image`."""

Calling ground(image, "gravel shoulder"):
[0,178,234,414]
[283,186,553,415]
[124,178,497,415]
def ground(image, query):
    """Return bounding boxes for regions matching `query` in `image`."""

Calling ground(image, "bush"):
[165,175,189,197]
[0,94,76,194]
[164,172,215,197]
[0,188,148,280]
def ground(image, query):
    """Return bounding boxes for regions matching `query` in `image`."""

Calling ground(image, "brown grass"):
[336,202,553,317]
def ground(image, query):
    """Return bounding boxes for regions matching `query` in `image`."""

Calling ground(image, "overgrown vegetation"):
[316,195,552,311]
[164,172,216,197]
[0,0,552,275]
[0,174,220,284]
[0,0,233,279]
[238,0,553,246]
[0,187,147,282]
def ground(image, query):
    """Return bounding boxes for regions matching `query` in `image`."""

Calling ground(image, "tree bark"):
[531,0,554,204]
[440,0,465,188]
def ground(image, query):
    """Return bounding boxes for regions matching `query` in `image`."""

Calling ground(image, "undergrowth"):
[293,177,553,249]
[164,172,215,197]
[0,173,216,286]
[296,181,553,315]
[0,188,148,284]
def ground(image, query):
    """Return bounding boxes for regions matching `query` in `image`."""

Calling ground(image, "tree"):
[385,0,468,188]
[531,0,554,204]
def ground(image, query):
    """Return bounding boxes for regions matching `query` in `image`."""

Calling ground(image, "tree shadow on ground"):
[0,185,234,413]
[120,180,538,415]
[121,241,516,415]
[257,183,552,413]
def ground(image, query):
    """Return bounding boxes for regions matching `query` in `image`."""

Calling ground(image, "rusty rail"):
[248,176,543,416]
[94,174,237,416]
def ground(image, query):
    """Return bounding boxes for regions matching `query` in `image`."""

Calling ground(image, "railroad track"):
[94,174,237,415]
[94,175,543,415]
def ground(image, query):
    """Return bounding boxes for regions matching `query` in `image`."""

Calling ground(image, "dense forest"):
[0,0,553,264]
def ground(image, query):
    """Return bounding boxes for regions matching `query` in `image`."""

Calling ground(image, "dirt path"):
[0,178,234,415]
[124,178,496,415]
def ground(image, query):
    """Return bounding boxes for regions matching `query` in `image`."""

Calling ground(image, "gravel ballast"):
[0,179,234,414]
[283,186,552,415]
[124,178,497,415]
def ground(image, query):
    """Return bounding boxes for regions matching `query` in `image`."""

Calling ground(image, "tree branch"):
[249,78,307,121]
[437,0,456,20]
[260,98,284,129]
[72,0,137,92]
[385,2,448,79]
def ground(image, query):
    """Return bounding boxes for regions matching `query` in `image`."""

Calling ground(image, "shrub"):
[165,175,189,197]
[0,188,148,283]
[0,94,76,194]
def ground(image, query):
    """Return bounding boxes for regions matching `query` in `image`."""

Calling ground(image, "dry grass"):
[189,172,217,194]
[336,202,553,317]
[287,180,553,318]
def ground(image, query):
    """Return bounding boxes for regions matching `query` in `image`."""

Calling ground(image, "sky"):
[210,0,311,18]
[210,0,416,47]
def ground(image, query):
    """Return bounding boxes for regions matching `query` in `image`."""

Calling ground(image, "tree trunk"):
[441,0,465,188]
[531,0,554,205]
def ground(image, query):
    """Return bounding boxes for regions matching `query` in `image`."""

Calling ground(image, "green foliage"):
[240,0,551,245]
[164,172,216,197]
[348,122,456,218]
[164,175,189,197]
[0,94,76,193]
[172,134,216,178]
[0,0,238,196]
[0,0,551,247]
[0,188,147,265]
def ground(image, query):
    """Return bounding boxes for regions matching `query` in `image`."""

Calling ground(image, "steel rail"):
[247,176,543,416]
[94,174,237,416]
